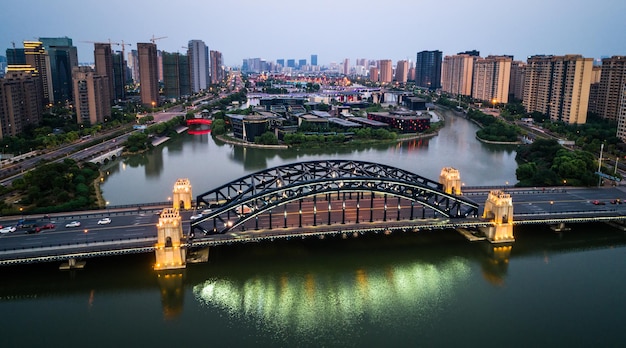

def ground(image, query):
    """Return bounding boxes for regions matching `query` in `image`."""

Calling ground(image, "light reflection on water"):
[193,256,470,339]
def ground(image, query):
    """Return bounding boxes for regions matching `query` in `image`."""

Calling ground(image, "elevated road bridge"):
[1,160,625,268]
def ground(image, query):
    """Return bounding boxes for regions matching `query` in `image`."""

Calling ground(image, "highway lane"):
[2,186,626,255]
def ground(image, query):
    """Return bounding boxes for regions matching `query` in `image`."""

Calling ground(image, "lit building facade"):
[523,55,593,124]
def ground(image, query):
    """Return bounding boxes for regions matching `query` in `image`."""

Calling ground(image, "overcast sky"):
[2,0,625,66]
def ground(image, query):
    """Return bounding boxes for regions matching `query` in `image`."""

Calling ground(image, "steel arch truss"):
[192,160,479,234]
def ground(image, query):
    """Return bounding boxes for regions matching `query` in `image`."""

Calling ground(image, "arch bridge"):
[191,160,480,235]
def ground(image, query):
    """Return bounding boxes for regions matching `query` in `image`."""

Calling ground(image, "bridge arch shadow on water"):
[191,160,480,235]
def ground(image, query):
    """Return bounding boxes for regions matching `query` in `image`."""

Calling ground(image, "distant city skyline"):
[2,0,625,66]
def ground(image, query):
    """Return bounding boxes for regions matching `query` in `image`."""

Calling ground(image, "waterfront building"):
[442,54,476,97]
[227,114,269,142]
[367,110,430,133]
[40,37,78,103]
[188,40,210,92]
[72,66,111,125]
[162,52,191,100]
[523,55,593,124]
[415,50,442,89]
[0,70,43,139]
[472,55,512,104]
[509,61,526,101]
[137,42,160,107]
[94,43,115,103]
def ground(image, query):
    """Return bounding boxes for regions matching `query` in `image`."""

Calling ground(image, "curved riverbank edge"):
[215,131,439,149]
[475,134,522,145]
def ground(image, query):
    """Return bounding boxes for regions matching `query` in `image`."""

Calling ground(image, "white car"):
[65,221,81,228]
[190,214,203,220]
[201,209,213,215]
[0,226,16,234]
[97,218,112,225]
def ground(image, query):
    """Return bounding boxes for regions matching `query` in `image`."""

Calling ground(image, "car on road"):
[97,218,112,225]
[611,199,622,204]
[65,221,81,228]
[0,226,17,234]
[40,223,55,230]
[592,200,606,205]
[190,214,203,220]
[201,209,212,215]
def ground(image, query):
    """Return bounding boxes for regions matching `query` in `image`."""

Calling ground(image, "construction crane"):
[81,40,131,58]
[150,35,167,44]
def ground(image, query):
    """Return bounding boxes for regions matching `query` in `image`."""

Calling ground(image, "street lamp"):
[84,229,88,244]
[549,201,554,214]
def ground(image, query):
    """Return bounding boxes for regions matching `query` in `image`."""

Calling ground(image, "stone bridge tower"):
[154,208,186,270]
[439,167,462,195]
[481,190,515,243]
[172,178,192,210]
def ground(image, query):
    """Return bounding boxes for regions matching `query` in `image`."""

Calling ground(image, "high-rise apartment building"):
[23,41,53,105]
[523,55,593,124]
[0,71,43,139]
[40,37,78,103]
[311,54,318,66]
[129,50,140,83]
[415,50,442,89]
[277,59,285,68]
[0,56,6,78]
[137,42,160,107]
[343,58,350,76]
[188,40,210,93]
[72,66,111,125]
[210,50,223,85]
[595,56,626,122]
[369,67,379,83]
[6,48,26,65]
[379,60,393,83]
[441,54,476,97]
[162,52,190,100]
[395,60,408,83]
[509,61,526,101]
[472,55,512,104]
[112,51,126,101]
[94,43,115,103]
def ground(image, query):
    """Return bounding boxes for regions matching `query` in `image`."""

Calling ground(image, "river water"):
[1,111,625,347]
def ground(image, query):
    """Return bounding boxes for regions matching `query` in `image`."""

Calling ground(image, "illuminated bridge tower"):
[439,167,462,195]
[154,208,187,270]
[172,178,192,210]
[481,190,515,243]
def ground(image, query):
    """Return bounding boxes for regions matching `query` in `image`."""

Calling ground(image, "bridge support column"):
[480,190,515,243]
[172,179,192,210]
[154,208,186,270]
[439,167,462,195]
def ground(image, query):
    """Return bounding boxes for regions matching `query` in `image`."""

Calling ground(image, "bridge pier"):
[172,178,192,210]
[59,257,86,270]
[440,167,462,195]
[550,222,571,232]
[154,208,187,270]
[481,190,515,243]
